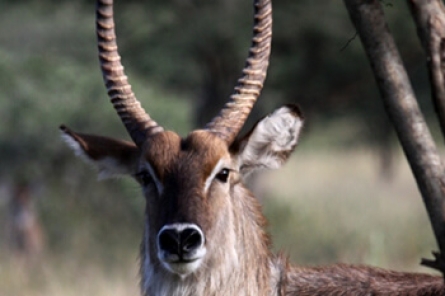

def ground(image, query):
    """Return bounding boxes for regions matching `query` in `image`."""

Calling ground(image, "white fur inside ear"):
[61,132,130,180]
[61,132,90,163]
[238,106,303,174]
[257,106,303,152]
[95,157,132,180]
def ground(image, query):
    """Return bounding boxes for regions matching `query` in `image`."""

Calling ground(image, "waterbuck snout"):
[157,223,206,276]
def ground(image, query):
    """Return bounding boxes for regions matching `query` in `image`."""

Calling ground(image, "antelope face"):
[139,131,232,276]
[61,105,303,278]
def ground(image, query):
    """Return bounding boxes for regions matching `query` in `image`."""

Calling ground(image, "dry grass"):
[263,147,438,273]
[0,252,140,296]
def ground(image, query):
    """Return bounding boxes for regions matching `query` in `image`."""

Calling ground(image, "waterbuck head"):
[61,0,303,293]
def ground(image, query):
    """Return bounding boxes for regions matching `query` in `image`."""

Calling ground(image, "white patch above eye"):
[142,162,164,195]
[204,158,227,194]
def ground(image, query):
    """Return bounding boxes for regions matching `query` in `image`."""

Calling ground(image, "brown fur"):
[139,131,274,295]
[62,122,445,295]
[138,130,445,295]
[285,263,444,295]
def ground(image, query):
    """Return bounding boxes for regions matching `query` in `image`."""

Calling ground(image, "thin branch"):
[343,0,445,276]
[340,31,359,52]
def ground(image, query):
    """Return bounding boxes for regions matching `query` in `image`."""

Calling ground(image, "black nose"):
[158,224,204,260]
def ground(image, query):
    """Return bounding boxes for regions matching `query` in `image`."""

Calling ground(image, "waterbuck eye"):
[135,170,153,186]
[215,168,230,183]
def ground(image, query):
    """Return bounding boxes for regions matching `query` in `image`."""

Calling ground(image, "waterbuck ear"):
[233,104,304,177]
[60,125,140,179]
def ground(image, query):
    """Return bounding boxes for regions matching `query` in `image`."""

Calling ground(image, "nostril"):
[182,228,203,253]
[157,224,205,262]
[158,229,180,254]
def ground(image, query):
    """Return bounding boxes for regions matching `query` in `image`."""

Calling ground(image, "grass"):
[263,147,437,273]
[0,253,140,296]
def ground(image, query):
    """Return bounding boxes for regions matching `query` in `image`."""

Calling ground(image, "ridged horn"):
[96,0,163,147]
[205,0,272,144]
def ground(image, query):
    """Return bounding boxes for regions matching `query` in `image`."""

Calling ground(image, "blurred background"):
[0,0,442,295]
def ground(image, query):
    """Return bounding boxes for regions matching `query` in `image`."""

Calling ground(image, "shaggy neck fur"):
[140,184,277,296]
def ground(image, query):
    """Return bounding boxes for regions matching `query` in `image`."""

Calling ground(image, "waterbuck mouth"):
[159,249,207,277]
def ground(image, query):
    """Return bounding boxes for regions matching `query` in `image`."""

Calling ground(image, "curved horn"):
[205,0,272,144]
[96,0,163,147]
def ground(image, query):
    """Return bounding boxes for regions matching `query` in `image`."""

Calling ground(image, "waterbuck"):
[61,0,445,295]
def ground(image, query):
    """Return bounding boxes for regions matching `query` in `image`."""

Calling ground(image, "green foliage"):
[0,2,191,179]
